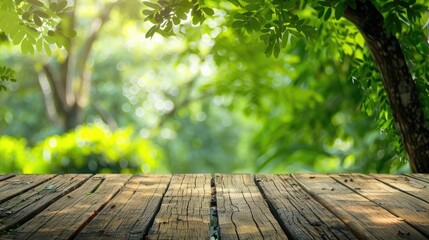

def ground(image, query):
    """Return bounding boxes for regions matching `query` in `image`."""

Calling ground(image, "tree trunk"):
[37,1,123,132]
[344,0,429,172]
[64,103,82,132]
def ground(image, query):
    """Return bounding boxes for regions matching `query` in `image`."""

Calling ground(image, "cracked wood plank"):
[293,174,426,240]
[2,174,131,240]
[0,175,56,204]
[0,174,90,232]
[406,173,429,183]
[76,174,171,240]
[256,174,357,240]
[146,174,211,240]
[216,174,286,239]
[373,174,429,204]
[332,174,429,238]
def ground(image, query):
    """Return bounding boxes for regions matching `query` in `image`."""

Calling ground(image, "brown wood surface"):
[332,174,429,238]
[293,173,426,240]
[256,174,357,240]
[76,174,171,240]
[216,174,286,239]
[0,173,428,240]
[0,174,56,204]
[0,174,91,232]
[2,174,131,240]
[146,174,211,240]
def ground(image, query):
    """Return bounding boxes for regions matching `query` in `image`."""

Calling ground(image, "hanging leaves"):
[0,66,16,91]
[142,0,214,37]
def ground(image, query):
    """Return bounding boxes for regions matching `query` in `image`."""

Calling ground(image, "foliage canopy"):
[1,0,428,173]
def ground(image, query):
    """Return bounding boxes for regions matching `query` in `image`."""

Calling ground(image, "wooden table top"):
[0,173,428,239]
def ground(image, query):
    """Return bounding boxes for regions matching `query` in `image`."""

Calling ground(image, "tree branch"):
[75,0,124,106]
[42,64,66,116]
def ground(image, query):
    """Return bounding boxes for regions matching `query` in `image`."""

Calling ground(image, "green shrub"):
[1,124,164,173]
[0,136,29,173]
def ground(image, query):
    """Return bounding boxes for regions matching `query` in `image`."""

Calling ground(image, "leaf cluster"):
[0,0,75,55]
[143,0,214,38]
[379,0,428,34]
[0,66,16,91]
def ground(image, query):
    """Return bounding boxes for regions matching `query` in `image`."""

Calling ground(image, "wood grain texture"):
[332,174,429,237]
[293,174,426,240]
[216,174,286,240]
[76,174,171,240]
[0,174,90,232]
[256,174,357,240]
[2,174,131,240]
[1,173,429,239]
[146,174,211,240]
[373,174,429,203]
[0,175,56,204]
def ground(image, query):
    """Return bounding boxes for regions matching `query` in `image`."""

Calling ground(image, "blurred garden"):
[1,0,428,174]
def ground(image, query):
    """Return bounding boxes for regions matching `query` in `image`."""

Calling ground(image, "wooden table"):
[0,173,428,239]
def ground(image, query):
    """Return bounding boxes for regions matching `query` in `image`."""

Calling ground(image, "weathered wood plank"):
[2,174,131,240]
[0,175,56,204]
[332,174,429,238]
[0,174,15,182]
[406,173,429,183]
[76,174,171,240]
[256,174,357,240]
[146,174,211,240]
[373,174,429,204]
[216,174,286,239]
[293,174,426,240]
[0,174,90,232]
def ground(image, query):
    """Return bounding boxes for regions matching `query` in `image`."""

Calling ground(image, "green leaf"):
[28,0,44,7]
[164,21,172,33]
[231,20,243,29]
[143,1,161,10]
[142,10,154,16]
[22,12,30,20]
[273,43,280,58]
[56,0,67,12]
[172,16,180,24]
[49,2,58,11]
[249,17,260,31]
[324,8,332,21]
[335,2,345,20]
[33,15,43,27]
[36,38,43,51]
[145,25,158,38]
[12,30,25,45]
[264,42,273,56]
[202,8,214,16]
[244,4,261,11]
[44,42,52,55]
[176,10,187,20]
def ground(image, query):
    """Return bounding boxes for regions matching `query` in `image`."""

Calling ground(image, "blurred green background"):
[0,0,415,174]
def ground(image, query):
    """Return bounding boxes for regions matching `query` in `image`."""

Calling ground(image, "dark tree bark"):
[344,0,429,172]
